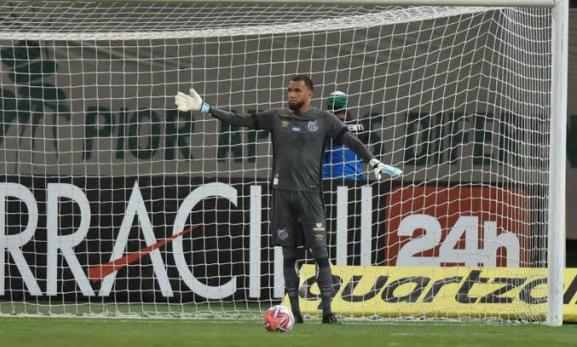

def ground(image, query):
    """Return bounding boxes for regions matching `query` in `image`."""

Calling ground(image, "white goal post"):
[0,0,568,326]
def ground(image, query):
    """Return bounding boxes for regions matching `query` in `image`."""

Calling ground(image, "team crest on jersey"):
[307,120,319,133]
[277,228,289,241]
[281,120,290,128]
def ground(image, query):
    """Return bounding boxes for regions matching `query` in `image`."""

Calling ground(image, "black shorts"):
[271,189,327,254]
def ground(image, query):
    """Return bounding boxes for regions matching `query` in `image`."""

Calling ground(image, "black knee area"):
[309,244,328,259]
[282,247,300,298]
[315,257,330,269]
[283,257,297,270]
[315,257,334,299]
[282,246,297,260]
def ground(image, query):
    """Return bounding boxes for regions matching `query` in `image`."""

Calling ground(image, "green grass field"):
[0,317,574,347]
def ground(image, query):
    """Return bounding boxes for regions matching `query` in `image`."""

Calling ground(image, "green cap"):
[326,91,348,112]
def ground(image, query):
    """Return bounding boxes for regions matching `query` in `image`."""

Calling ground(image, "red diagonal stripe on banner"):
[88,225,198,282]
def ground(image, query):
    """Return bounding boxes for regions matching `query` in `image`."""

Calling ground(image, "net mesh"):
[0,1,552,321]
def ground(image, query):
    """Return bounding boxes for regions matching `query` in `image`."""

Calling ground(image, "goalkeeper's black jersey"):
[210,107,347,192]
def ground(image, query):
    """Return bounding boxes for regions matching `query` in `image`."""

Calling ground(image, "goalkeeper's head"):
[288,75,314,114]
[326,91,348,119]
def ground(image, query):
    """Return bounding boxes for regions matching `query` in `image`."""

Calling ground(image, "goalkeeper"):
[175,75,402,324]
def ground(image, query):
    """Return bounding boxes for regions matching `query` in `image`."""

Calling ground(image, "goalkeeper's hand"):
[369,158,402,180]
[175,88,211,113]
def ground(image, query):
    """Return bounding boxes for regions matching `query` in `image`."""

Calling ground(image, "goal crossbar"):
[36,0,559,8]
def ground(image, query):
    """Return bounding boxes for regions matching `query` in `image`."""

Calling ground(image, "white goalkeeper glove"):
[174,88,211,113]
[369,158,403,180]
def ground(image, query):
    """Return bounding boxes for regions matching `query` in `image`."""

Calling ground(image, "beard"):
[288,100,304,112]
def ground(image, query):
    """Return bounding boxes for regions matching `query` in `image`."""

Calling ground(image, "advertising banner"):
[384,186,533,267]
[289,264,577,322]
[0,177,382,301]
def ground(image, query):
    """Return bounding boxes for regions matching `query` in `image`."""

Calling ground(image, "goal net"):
[0,0,557,322]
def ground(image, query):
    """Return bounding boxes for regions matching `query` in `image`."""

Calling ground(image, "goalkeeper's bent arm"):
[340,131,402,179]
[340,130,374,162]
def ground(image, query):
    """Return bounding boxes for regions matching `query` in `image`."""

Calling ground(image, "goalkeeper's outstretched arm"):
[175,87,269,129]
[209,108,265,129]
[340,131,403,179]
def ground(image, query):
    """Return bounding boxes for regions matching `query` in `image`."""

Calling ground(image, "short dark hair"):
[290,75,314,91]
